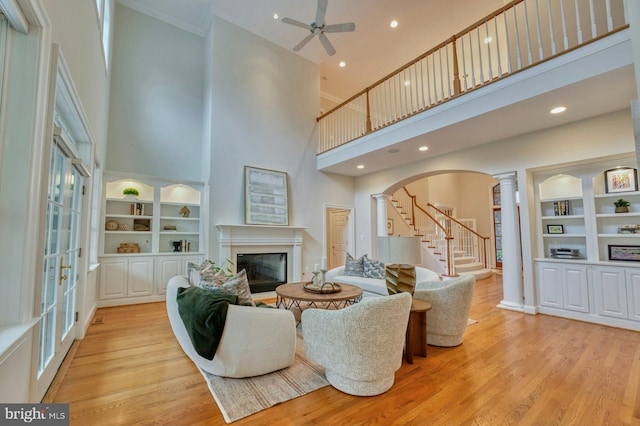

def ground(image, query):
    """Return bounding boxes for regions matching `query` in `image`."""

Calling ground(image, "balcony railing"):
[317,0,629,153]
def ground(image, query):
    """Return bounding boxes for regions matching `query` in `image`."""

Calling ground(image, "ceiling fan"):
[281,0,355,56]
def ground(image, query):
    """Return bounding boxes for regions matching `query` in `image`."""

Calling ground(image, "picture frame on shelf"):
[608,245,640,262]
[387,219,394,235]
[244,166,289,226]
[546,224,564,234]
[605,167,638,194]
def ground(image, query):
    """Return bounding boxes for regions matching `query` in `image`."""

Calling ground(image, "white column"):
[494,172,524,312]
[372,193,391,237]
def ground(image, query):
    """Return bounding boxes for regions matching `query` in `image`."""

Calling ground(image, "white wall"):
[205,16,354,273]
[106,4,204,181]
[404,172,495,237]
[42,0,111,165]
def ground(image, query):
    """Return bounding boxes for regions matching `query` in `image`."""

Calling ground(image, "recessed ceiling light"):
[357,164,365,169]
[273,13,279,19]
[550,106,567,114]
[390,20,398,28]
[339,61,346,68]
[484,36,493,43]
[419,146,429,152]
[404,80,411,86]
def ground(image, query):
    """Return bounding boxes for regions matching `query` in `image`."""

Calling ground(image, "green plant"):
[207,258,234,276]
[122,187,139,196]
[613,198,630,207]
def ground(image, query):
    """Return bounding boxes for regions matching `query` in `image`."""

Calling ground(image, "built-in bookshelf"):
[99,174,206,307]
[533,158,640,331]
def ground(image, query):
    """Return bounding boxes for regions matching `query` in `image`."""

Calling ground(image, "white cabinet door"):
[562,265,589,313]
[127,257,154,297]
[625,270,640,322]
[182,255,203,279]
[100,259,128,299]
[593,267,628,319]
[156,257,182,295]
[156,255,204,295]
[537,262,563,308]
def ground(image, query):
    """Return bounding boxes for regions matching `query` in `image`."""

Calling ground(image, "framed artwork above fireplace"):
[244,166,289,226]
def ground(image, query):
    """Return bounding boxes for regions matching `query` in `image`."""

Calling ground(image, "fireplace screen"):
[237,253,287,293]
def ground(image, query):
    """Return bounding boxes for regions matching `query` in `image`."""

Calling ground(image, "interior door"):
[37,139,83,398]
[328,208,350,269]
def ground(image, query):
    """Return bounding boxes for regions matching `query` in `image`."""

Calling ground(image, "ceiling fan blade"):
[282,17,312,31]
[293,33,315,52]
[323,22,356,33]
[318,33,336,56]
[315,0,328,26]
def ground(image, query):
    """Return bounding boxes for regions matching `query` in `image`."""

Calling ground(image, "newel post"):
[451,36,462,95]
[365,89,373,133]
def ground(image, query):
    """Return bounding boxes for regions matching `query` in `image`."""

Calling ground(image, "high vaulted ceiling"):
[117,0,508,101]
[117,0,636,176]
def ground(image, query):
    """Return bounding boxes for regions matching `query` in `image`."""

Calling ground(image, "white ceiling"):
[117,0,636,176]
[117,0,508,100]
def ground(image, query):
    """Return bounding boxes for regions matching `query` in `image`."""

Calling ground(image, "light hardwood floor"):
[47,275,640,425]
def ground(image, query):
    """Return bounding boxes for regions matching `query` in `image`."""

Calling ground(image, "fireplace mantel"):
[216,224,306,283]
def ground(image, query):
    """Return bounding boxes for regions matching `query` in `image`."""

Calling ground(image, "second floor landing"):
[318,29,635,176]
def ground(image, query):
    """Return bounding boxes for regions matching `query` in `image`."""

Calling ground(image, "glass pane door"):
[38,142,82,391]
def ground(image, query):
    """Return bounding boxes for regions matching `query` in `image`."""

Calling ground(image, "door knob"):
[59,256,72,285]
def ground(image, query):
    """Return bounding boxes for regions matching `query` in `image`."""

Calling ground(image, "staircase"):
[390,187,493,280]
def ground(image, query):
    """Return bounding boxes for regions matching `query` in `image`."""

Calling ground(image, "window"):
[95,0,113,71]
[95,0,104,19]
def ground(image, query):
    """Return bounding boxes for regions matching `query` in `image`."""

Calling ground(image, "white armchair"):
[412,274,475,347]
[301,292,412,396]
[166,275,296,378]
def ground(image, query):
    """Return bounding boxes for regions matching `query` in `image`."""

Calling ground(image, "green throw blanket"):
[176,286,240,360]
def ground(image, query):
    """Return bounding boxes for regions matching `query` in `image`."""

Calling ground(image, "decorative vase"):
[124,194,138,201]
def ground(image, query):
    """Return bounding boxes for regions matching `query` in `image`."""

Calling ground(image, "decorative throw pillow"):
[363,255,385,279]
[187,260,217,288]
[200,269,255,306]
[344,253,365,277]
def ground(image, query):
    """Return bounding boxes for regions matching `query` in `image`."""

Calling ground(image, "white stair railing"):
[390,188,455,277]
[318,0,628,152]
[429,204,490,270]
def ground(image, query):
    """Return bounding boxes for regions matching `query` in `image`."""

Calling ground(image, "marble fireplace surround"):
[216,225,306,285]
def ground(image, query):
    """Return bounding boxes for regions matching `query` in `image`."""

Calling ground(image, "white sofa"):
[166,275,296,378]
[324,265,440,298]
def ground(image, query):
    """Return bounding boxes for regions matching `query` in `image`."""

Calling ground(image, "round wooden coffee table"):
[275,282,363,317]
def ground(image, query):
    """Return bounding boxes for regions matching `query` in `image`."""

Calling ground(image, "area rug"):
[199,332,328,423]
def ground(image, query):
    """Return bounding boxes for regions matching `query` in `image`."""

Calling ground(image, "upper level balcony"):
[317,0,634,176]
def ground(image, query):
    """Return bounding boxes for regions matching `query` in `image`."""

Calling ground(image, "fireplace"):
[217,224,305,292]
[237,252,287,293]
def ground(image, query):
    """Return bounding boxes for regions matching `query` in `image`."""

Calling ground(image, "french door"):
[37,139,83,397]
